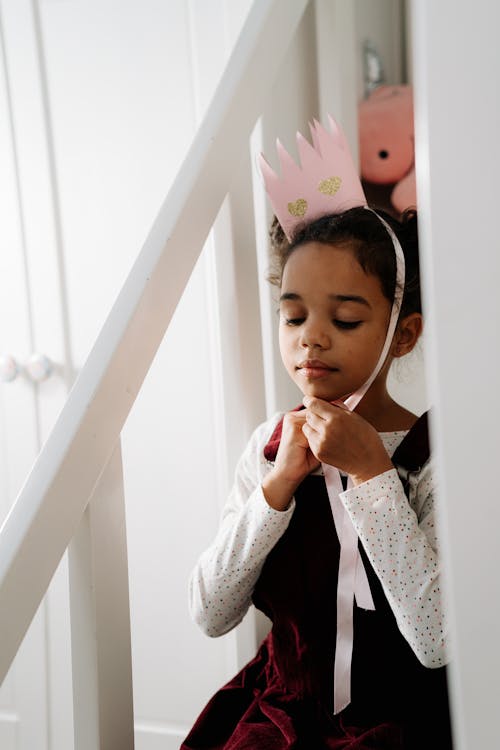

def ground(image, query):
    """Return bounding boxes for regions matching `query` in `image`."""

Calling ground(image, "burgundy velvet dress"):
[181,414,452,749]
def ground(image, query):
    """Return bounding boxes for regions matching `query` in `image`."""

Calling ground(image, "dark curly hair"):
[268,207,421,320]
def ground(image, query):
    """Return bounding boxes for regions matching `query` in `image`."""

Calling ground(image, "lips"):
[296,359,339,379]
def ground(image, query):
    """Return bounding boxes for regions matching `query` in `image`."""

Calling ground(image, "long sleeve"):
[340,461,449,668]
[188,415,295,637]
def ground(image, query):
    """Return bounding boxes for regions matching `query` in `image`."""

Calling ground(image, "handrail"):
[0,0,310,682]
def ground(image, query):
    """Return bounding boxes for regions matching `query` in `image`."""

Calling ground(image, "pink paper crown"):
[259,115,367,241]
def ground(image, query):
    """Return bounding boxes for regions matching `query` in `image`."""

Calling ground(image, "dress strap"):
[392,411,430,472]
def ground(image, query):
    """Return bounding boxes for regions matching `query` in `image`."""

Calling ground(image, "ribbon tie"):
[326,211,405,714]
[323,463,374,714]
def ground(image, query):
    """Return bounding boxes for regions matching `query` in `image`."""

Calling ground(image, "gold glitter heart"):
[318,176,342,196]
[287,198,308,217]
[288,198,307,216]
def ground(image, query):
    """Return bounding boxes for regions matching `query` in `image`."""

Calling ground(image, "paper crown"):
[258,115,367,241]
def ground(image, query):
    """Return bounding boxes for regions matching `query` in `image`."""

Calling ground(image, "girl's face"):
[279,241,392,403]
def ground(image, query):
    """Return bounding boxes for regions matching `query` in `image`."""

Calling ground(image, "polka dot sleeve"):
[188,414,295,637]
[340,462,449,668]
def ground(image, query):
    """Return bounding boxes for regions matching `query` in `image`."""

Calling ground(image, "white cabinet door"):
[0,1,74,748]
[0,22,50,749]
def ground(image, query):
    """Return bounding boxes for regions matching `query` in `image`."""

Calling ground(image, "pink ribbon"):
[323,210,405,714]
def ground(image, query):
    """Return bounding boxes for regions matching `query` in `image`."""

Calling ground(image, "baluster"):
[68,439,134,750]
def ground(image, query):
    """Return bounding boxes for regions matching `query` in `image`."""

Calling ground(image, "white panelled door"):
[0,36,47,746]
[0,1,74,748]
[2,0,258,748]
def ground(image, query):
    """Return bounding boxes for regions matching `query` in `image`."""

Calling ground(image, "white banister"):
[69,440,133,750]
[412,1,500,748]
[0,0,309,685]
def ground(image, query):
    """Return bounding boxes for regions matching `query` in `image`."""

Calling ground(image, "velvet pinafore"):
[181,413,453,749]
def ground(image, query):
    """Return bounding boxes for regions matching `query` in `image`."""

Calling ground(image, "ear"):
[391,313,423,357]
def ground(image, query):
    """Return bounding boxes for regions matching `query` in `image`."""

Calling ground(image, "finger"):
[304,410,324,431]
[286,410,307,426]
[302,420,321,445]
[302,396,338,419]
[301,423,320,458]
[283,413,309,445]
[294,425,311,448]
[301,421,313,440]
[330,399,351,412]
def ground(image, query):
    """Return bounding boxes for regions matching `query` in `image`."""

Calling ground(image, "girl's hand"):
[262,410,320,511]
[302,396,393,486]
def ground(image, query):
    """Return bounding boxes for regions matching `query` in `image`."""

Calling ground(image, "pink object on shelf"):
[358,85,417,213]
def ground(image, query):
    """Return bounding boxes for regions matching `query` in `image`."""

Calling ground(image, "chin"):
[301,383,345,402]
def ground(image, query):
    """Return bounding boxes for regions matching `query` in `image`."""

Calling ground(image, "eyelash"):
[335,320,362,330]
[283,318,304,326]
[283,318,362,330]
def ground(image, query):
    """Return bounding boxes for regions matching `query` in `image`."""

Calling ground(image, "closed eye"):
[334,320,362,330]
[284,317,305,326]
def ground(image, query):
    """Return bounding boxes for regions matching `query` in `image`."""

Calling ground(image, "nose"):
[299,315,331,350]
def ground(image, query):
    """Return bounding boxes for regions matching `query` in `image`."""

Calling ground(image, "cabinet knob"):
[25,353,53,383]
[0,354,19,382]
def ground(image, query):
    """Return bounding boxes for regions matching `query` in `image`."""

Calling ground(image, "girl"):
[181,118,452,749]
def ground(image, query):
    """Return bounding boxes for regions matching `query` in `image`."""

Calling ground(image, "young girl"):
[181,117,452,749]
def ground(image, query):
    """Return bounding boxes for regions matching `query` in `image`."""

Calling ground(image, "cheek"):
[365,319,392,364]
[349,324,386,365]
[372,326,388,347]
[377,316,392,345]
[278,327,296,365]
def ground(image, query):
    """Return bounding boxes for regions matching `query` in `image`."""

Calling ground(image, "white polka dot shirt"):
[188,413,449,669]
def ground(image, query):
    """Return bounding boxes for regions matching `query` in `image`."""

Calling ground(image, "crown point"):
[310,119,321,150]
[276,138,299,179]
[258,152,280,190]
[295,131,307,148]
[327,115,347,149]
[296,130,319,171]
[257,151,270,173]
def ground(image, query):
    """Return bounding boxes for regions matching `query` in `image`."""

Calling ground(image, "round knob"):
[0,354,19,383]
[25,353,53,383]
